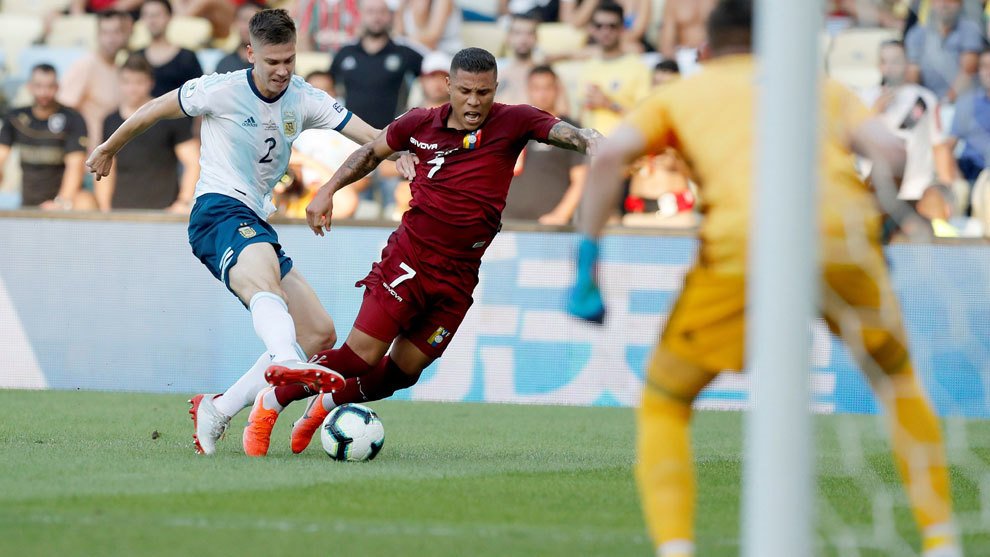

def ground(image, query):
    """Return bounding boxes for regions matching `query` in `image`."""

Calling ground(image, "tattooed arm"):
[544,121,605,155]
[306,133,396,235]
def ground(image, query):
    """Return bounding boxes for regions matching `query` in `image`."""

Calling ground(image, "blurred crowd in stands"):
[1,0,990,237]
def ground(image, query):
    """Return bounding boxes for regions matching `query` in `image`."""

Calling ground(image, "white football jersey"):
[179,69,353,217]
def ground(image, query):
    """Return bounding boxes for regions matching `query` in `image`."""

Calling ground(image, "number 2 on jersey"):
[259,137,276,163]
[427,155,445,179]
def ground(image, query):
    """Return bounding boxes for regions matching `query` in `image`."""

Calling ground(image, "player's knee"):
[298,323,336,356]
[862,329,910,376]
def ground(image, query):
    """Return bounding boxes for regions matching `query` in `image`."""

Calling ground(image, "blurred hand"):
[395,152,419,181]
[86,144,114,181]
[165,200,192,215]
[538,211,571,226]
[306,184,336,236]
[584,84,612,111]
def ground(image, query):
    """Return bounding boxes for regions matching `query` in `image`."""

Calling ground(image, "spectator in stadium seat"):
[330,0,422,219]
[58,11,131,155]
[138,0,205,97]
[497,0,560,23]
[948,49,990,183]
[562,0,654,54]
[577,1,651,135]
[393,0,463,55]
[658,0,715,74]
[861,40,961,204]
[496,13,571,116]
[503,65,587,224]
[216,1,264,74]
[296,0,361,52]
[623,59,697,228]
[330,0,423,129]
[97,53,199,212]
[283,71,363,220]
[904,0,983,102]
[0,64,94,210]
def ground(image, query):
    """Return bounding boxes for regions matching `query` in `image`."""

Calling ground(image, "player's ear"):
[246,43,255,64]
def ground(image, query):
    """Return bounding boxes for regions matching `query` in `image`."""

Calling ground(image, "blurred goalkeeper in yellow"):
[566,0,960,556]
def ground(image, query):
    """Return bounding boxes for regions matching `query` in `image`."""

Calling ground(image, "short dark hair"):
[655,59,680,73]
[593,1,624,22]
[97,9,131,23]
[249,8,296,46]
[879,39,904,52]
[528,64,556,80]
[142,0,173,15]
[451,47,497,76]
[707,0,751,52]
[31,63,57,77]
[510,11,542,25]
[121,52,154,77]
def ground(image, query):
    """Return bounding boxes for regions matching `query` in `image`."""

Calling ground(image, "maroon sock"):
[332,357,422,405]
[311,343,375,378]
[274,383,314,406]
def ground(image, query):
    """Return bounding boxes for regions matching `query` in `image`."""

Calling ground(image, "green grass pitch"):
[0,390,986,556]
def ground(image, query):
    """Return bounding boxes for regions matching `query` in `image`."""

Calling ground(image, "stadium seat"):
[1,0,70,16]
[294,51,332,77]
[130,16,213,50]
[14,45,87,81]
[0,14,45,77]
[47,14,98,49]
[538,23,588,57]
[826,27,899,89]
[460,22,506,56]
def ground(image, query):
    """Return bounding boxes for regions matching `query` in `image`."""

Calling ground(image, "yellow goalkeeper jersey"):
[626,54,876,274]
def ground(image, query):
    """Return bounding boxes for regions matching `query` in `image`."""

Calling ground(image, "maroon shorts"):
[353,227,481,359]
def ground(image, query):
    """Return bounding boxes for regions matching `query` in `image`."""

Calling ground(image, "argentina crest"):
[282,109,296,136]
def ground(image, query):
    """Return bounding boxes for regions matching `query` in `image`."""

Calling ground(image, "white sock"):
[261,387,283,412]
[321,391,340,412]
[658,540,694,557]
[249,292,300,362]
[214,352,270,418]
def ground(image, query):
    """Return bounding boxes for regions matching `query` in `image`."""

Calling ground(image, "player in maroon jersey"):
[243,47,602,455]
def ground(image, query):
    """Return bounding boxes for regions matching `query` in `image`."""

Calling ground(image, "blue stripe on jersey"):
[177,83,191,117]
[246,68,290,104]
[334,111,353,132]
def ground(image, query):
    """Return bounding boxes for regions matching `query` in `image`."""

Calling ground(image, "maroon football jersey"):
[386,102,559,256]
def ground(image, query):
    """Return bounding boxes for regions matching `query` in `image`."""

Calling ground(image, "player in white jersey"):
[86,9,408,456]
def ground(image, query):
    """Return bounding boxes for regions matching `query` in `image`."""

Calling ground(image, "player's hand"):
[85,144,114,181]
[567,236,606,324]
[580,128,605,156]
[538,211,570,226]
[306,184,335,236]
[395,152,419,181]
[165,199,192,215]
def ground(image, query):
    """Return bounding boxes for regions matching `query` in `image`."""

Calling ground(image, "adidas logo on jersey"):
[242,116,258,127]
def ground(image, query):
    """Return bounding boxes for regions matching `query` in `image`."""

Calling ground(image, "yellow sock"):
[635,387,695,554]
[877,370,954,543]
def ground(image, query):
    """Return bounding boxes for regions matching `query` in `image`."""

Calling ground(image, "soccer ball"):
[320,403,385,461]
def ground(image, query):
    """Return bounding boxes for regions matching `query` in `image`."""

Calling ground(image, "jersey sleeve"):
[300,79,353,132]
[624,89,676,154]
[384,108,425,151]
[64,110,88,153]
[177,73,223,117]
[513,104,560,141]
